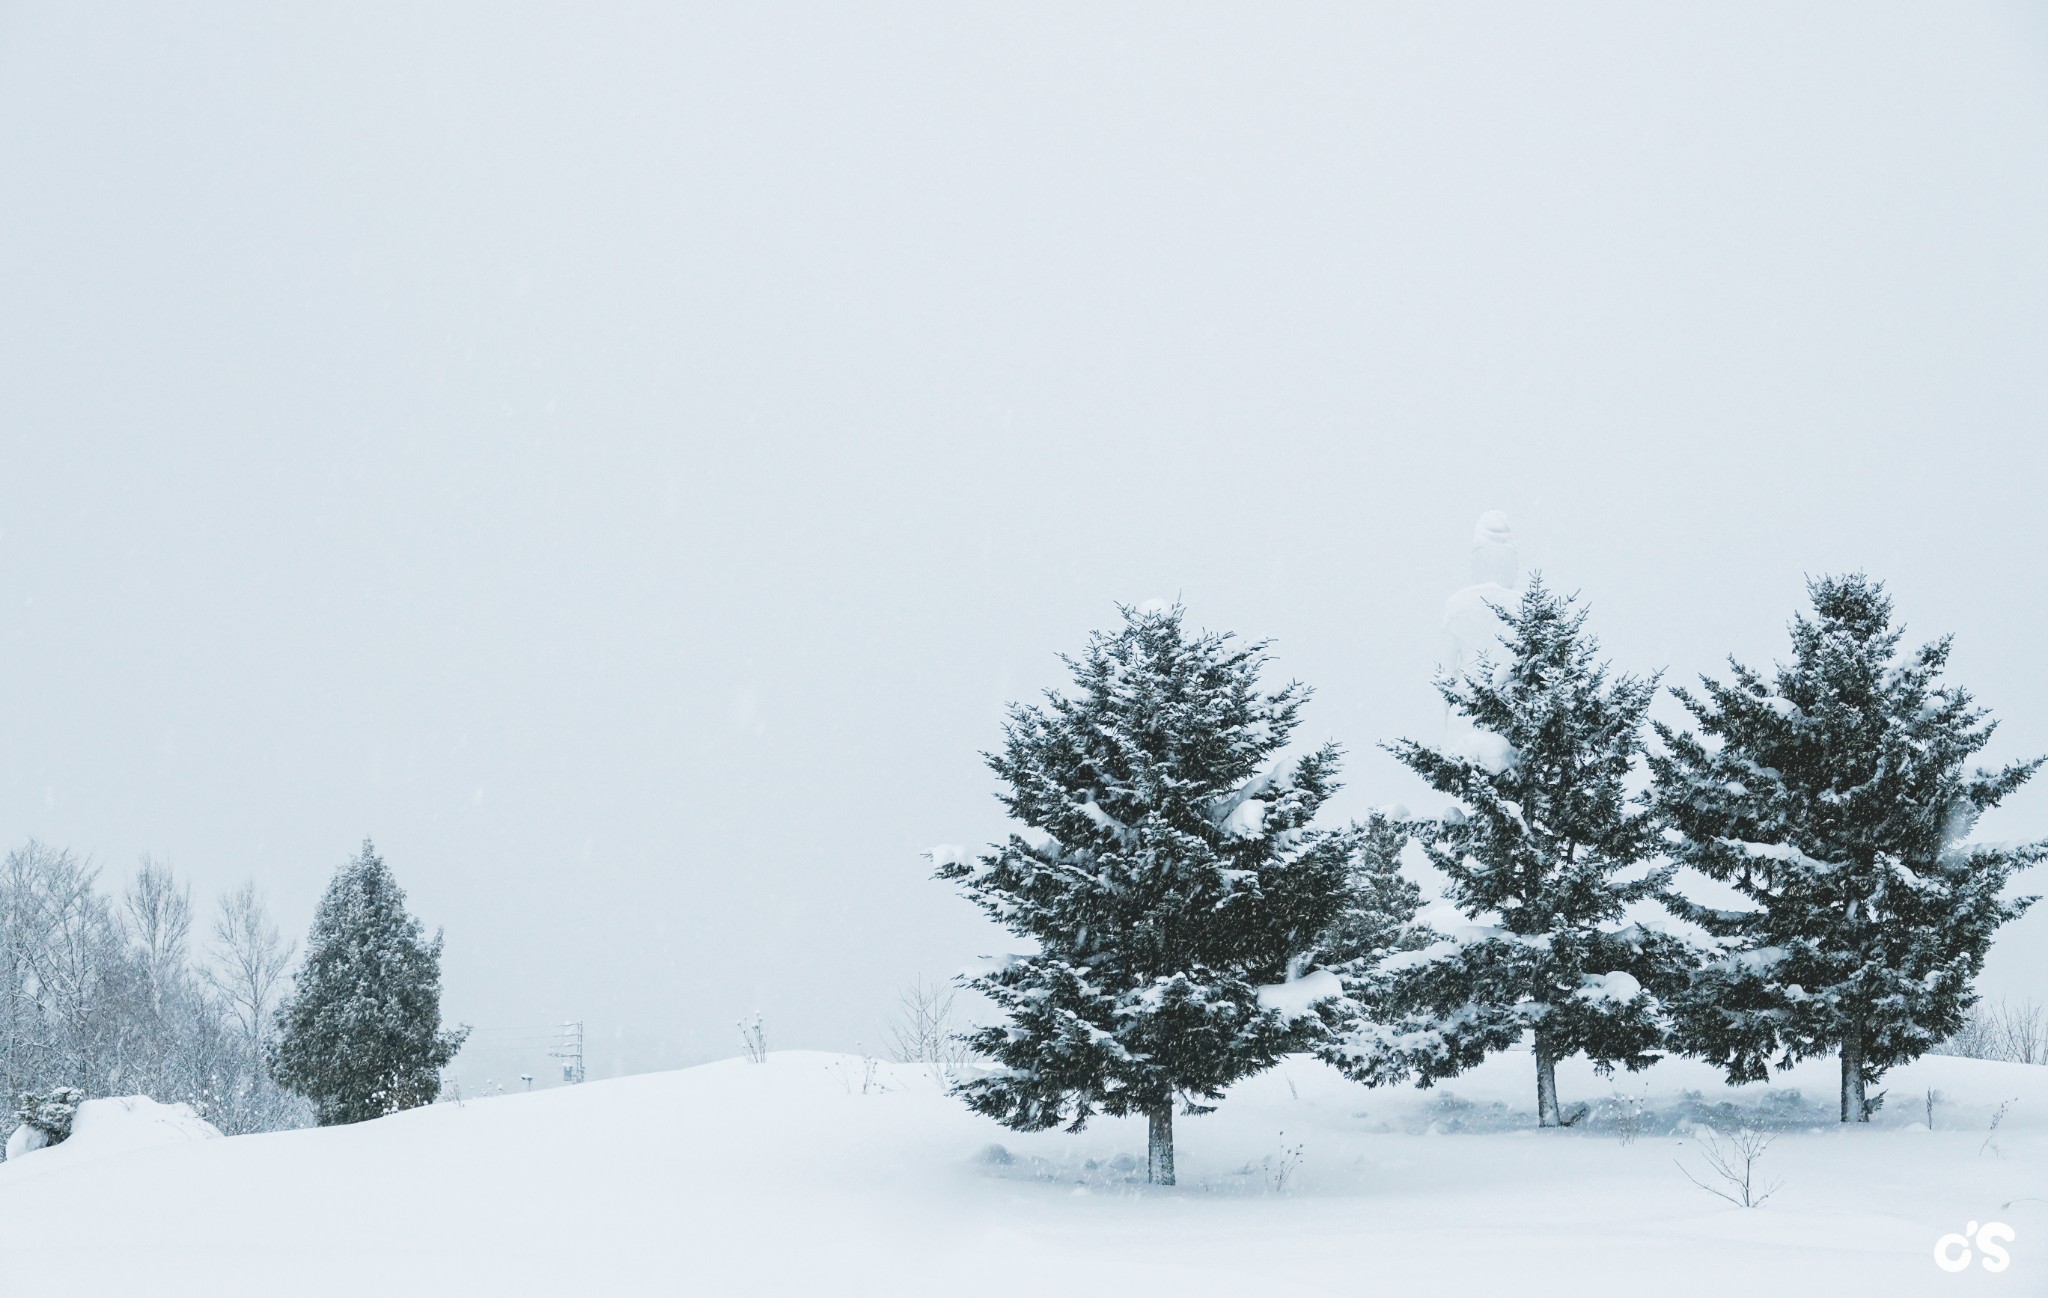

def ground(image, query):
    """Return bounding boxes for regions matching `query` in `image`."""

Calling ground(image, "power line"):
[466,1024,573,1035]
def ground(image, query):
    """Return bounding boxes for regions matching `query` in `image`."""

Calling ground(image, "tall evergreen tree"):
[935,605,1360,1184]
[1335,578,1694,1125]
[271,840,468,1126]
[1652,574,2042,1122]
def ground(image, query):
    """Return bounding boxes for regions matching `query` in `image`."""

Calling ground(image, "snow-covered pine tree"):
[1304,812,1437,1072]
[271,840,469,1126]
[1651,574,2043,1122]
[935,604,1360,1185]
[1337,577,1694,1126]
[1311,811,1429,976]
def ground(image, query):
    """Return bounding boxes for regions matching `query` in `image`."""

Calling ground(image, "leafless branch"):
[1676,1123,1782,1208]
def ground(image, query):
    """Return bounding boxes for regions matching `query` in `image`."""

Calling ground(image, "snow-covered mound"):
[3,1096,221,1173]
[3,1120,46,1160]
[0,1050,2041,1296]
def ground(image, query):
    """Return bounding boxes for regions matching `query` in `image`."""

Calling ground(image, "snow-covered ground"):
[1,1049,2039,1296]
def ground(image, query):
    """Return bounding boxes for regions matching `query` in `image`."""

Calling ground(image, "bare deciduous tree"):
[0,845,311,1154]
[199,878,311,1134]
[124,858,193,1012]
[2009,1004,2048,1065]
[123,859,198,1095]
[205,881,295,1054]
[15,845,129,1097]
[1938,997,2047,1064]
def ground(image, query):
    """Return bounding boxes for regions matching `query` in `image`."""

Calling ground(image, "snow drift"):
[0,1050,2041,1296]
[3,1095,220,1171]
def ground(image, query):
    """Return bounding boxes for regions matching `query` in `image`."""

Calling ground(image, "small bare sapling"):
[833,1044,885,1094]
[1605,1082,1649,1144]
[1262,1133,1304,1193]
[1676,1122,1782,1208]
[1982,1098,2018,1157]
[739,1013,768,1064]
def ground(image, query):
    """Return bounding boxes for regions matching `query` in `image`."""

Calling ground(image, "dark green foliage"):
[936,605,1359,1166]
[1313,812,1428,970]
[14,1085,83,1144]
[271,841,469,1126]
[1335,578,1694,1121]
[1652,574,2042,1120]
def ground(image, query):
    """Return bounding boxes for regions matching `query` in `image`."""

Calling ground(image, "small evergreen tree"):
[935,605,1359,1184]
[271,840,469,1126]
[1337,578,1694,1125]
[1313,812,1428,971]
[1652,574,2042,1122]
[1306,812,1436,1075]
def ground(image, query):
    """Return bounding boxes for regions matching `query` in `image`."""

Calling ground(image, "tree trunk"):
[1147,1104,1175,1185]
[1841,1020,1868,1123]
[1535,1033,1560,1128]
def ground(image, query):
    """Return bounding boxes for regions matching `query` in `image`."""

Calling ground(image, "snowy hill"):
[2,1049,2041,1296]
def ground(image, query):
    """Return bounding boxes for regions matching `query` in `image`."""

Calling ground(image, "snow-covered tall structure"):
[1440,511,1521,760]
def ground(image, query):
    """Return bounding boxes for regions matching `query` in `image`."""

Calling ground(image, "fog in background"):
[3,3,2046,1089]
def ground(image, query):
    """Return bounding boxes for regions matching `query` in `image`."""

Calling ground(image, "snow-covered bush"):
[6,1094,222,1166]
[13,1086,83,1146]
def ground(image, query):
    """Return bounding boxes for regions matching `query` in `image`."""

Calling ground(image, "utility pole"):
[548,1020,585,1084]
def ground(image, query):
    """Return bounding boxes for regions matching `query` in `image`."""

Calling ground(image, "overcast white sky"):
[3,3,2046,1087]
